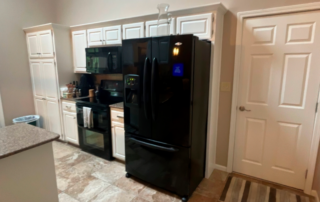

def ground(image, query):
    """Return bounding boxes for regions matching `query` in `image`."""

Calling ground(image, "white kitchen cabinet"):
[63,111,79,145]
[34,98,47,129]
[145,19,175,37]
[110,107,125,161]
[123,22,144,39]
[112,125,125,161]
[87,25,122,46]
[42,60,58,100]
[30,60,45,99]
[46,99,62,136]
[72,30,87,73]
[26,30,54,58]
[176,13,212,40]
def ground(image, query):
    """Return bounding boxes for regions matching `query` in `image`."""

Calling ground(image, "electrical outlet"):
[220,82,231,92]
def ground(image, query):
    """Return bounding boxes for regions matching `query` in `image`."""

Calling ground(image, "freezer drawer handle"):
[130,138,179,152]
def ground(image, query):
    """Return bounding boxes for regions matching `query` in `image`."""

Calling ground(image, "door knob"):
[239,106,251,112]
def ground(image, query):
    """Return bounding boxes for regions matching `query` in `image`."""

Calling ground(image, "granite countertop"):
[0,123,59,159]
[109,102,123,109]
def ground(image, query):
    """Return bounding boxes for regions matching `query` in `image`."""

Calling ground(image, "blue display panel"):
[172,63,184,77]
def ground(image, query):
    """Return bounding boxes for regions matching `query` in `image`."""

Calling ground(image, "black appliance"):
[76,80,123,160]
[79,74,95,97]
[122,35,211,202]
[86,47,122,74]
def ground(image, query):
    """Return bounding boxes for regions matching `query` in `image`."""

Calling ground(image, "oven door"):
[86,47,122,74]
[76,104,109,131]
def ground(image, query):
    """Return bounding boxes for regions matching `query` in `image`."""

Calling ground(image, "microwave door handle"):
[151,58,158,121]
[107,52,112,73]
[143,57,151,120]
[130,137,179,152]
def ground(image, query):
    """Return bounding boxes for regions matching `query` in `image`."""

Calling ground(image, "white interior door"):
[30,60,45,99]
[233,10,320,189]
[42,60,58,100]
[38,30,54,58]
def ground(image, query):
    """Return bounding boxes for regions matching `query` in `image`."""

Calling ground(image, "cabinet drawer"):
[111,121,124,128]
[62,101,76,112]
[110,108,124,123]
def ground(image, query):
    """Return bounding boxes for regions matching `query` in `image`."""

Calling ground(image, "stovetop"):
[75,97,123,108]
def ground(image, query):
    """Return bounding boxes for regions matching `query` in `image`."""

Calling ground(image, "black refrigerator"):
[122,35,211,201]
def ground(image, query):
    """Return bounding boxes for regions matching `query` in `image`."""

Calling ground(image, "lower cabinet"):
[62,101,79,145]
[110,107,125,161]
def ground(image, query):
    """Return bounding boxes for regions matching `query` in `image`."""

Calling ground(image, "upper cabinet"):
[176,13,212,40]
[123,22,144,39]
[72,30,87,73]
[26,30,54,58]
[146,19,175,37]
[87,25,122,46]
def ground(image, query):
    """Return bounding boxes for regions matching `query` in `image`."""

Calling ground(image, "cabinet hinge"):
[316,102,318,113]
[305,169,308,179]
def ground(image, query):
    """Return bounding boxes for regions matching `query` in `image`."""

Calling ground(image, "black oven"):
[76,103,113,160]
[86,47,122,74]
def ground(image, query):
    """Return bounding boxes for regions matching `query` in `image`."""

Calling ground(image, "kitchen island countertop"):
[0,123,59,159]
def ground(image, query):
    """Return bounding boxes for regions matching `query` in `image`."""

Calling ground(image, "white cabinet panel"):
[46,100,61,136]
[103,25,122,45]
[38,30,54,58]
[34,98,47,129]
[26,32,40,58]
[30,60,45,99]
[112,125,125,161]
[72,30,87,73]
[42,60,58,100]
[63,111,79,145]
[87,28,103,46]
[123,22,144,39]
[176,13,212,39]
[146,19,175,37]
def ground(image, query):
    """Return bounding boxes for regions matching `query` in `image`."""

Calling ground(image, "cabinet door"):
[123,22,144,39]
[34,98,47,129]
[63,112,79,145]
[87,28,103,46]
[46,100,62,136]
[42,60,58,100]
[112,125,125,161]
[176,13,212,39]
[72,30,87,73]
[26,32,40,58]
[30,60,45,99]
[103,25,122,45]
[38,30,54,58]
[145,19,175,37]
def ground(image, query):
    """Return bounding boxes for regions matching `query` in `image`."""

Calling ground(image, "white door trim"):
[228,2,320,195]
[0,92,5,127]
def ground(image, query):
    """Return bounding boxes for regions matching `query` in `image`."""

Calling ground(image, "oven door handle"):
[130,137,179,152]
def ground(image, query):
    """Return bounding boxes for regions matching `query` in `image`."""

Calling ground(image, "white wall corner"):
[311,190,319,202]
[0,92,5,128]
[214,164,228,172]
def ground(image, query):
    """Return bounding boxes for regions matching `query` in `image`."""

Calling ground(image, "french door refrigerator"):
[122,35,211,201]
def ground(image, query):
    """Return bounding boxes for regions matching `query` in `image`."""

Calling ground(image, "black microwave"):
[86,47,122,74]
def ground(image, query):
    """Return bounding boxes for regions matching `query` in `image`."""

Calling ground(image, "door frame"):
[228,2,320,194]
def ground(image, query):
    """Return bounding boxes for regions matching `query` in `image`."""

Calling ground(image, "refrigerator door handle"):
[143,57,151,119]
[130,137,179,152]
[151,57,158,121]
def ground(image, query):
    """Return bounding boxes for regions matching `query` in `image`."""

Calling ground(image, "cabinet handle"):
[117,115,124,118]
[73,117,76,119]
[42,98,46,100]
[66,106,71,109]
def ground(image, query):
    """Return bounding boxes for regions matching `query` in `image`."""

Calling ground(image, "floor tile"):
[72,156,110,176]
[194,178,225,199]
[138,186,180,202]
[130,196,150,202]
[91,162,126,184]
[56,167,90,192]
[58,192,79,202]
[188,193,218,202]
[91,185,136,202]
[65,177,110,202]
[114,176,145,195]
[55,151,91,175]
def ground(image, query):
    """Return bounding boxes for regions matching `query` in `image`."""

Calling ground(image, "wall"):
[0,92,5,128]
[55,0,320,168]
[0,0,55,126]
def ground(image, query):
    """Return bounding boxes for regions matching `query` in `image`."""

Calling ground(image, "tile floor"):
[52,141,228,202]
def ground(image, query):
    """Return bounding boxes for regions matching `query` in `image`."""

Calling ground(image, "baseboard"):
[214,164,228,172]
[311,190,319,202]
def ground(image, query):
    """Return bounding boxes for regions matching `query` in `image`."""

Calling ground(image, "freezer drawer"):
[125,136,190,196]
